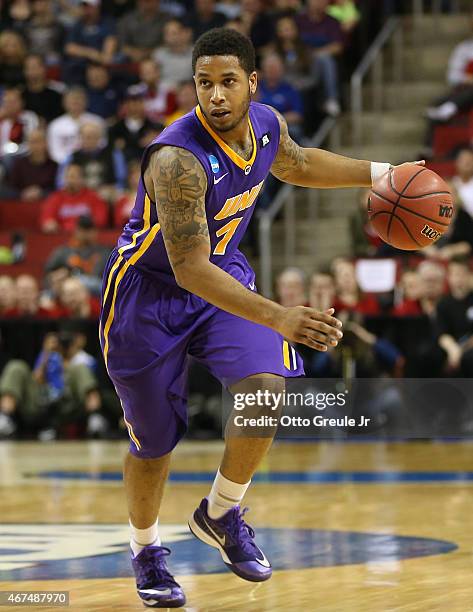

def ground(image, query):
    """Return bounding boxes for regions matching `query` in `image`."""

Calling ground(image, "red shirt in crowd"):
[334,294,381,316]
[391,299,423,317]
[81,296,101,319]
[2,306,58,319]
[3,298,101,319]
[143,85,176,124]
[114,192,134,228]
[40,188,108,232]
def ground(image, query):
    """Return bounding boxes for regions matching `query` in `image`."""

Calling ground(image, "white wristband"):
[371,162,392,186]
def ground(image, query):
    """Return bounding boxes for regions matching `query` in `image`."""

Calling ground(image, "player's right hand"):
[276,306,343,352]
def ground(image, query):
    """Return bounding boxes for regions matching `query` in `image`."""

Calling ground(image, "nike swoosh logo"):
[213,172,229,185]
[256,551,271,568]
[138,588,172,596]
[202,516,226,546]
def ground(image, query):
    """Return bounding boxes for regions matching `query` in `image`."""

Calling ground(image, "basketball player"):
[99,28,422,608]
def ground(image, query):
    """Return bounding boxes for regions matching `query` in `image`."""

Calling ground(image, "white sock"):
[130,518,161,557]
[207,469,251,519]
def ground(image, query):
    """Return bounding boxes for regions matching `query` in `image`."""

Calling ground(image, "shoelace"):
[137,546,179,589]
[228,507,258,554]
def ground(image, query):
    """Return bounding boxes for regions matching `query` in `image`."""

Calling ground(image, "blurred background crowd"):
[0,0,472,442]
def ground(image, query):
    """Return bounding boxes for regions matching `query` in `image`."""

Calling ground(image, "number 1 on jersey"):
[213,217,243,255]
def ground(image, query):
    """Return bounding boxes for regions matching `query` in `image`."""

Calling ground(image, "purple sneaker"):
[188,498,272,582]
[131,545,186,608]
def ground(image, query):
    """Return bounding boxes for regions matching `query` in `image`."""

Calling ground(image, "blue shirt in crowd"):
[258,80,304,116]
[34,351,64,402]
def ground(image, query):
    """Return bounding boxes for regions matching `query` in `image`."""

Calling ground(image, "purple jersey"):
[116,102,280,286]
[99,101,304,460]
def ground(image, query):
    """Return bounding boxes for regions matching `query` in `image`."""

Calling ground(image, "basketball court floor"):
[1,439,472,611]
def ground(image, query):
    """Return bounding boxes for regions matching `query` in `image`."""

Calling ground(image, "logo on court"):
[0,524,457,580]
[208,155,220,174]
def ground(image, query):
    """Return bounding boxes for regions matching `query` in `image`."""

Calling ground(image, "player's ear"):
[249,71,257,96]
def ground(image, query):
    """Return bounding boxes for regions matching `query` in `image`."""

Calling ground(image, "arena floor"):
[1,439,472,611]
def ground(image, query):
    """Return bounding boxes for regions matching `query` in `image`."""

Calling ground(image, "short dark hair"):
[192,27,256,75]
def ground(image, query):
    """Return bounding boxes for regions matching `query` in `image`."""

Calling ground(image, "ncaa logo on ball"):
[208,155,220,174]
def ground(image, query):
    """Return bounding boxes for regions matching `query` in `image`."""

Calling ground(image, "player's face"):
[194,55,257,133]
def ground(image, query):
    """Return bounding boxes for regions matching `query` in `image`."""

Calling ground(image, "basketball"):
[368,166,454,250]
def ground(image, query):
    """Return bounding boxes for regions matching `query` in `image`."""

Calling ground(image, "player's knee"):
[127,446,173,462]
[127,431,182,460]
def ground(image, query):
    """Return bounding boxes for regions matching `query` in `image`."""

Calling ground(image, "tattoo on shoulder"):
[268,106,307,181]
[149,146,209,269]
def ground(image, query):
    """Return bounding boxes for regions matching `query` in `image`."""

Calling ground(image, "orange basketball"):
[368,165,454,250]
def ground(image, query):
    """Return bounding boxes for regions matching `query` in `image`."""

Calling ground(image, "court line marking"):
[26,470,473,483]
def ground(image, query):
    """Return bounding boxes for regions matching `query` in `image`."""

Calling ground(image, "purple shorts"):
[99,250,304,458]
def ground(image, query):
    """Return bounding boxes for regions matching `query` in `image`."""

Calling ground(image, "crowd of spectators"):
[0,0,384,239]
[267,130,473,433]
[275,254,473,386]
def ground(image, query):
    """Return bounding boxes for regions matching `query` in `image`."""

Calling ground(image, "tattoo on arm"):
[148,146,209,270]
[268,106,308,182]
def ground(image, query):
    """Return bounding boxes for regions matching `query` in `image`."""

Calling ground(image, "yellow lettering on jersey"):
[214,180,264,221]
[214,195,241,221]
[238,181,264,212]
[214,217,243,255]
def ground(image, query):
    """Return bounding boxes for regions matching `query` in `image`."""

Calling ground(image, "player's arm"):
[146,146,343,351]
[269,107,422,188]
